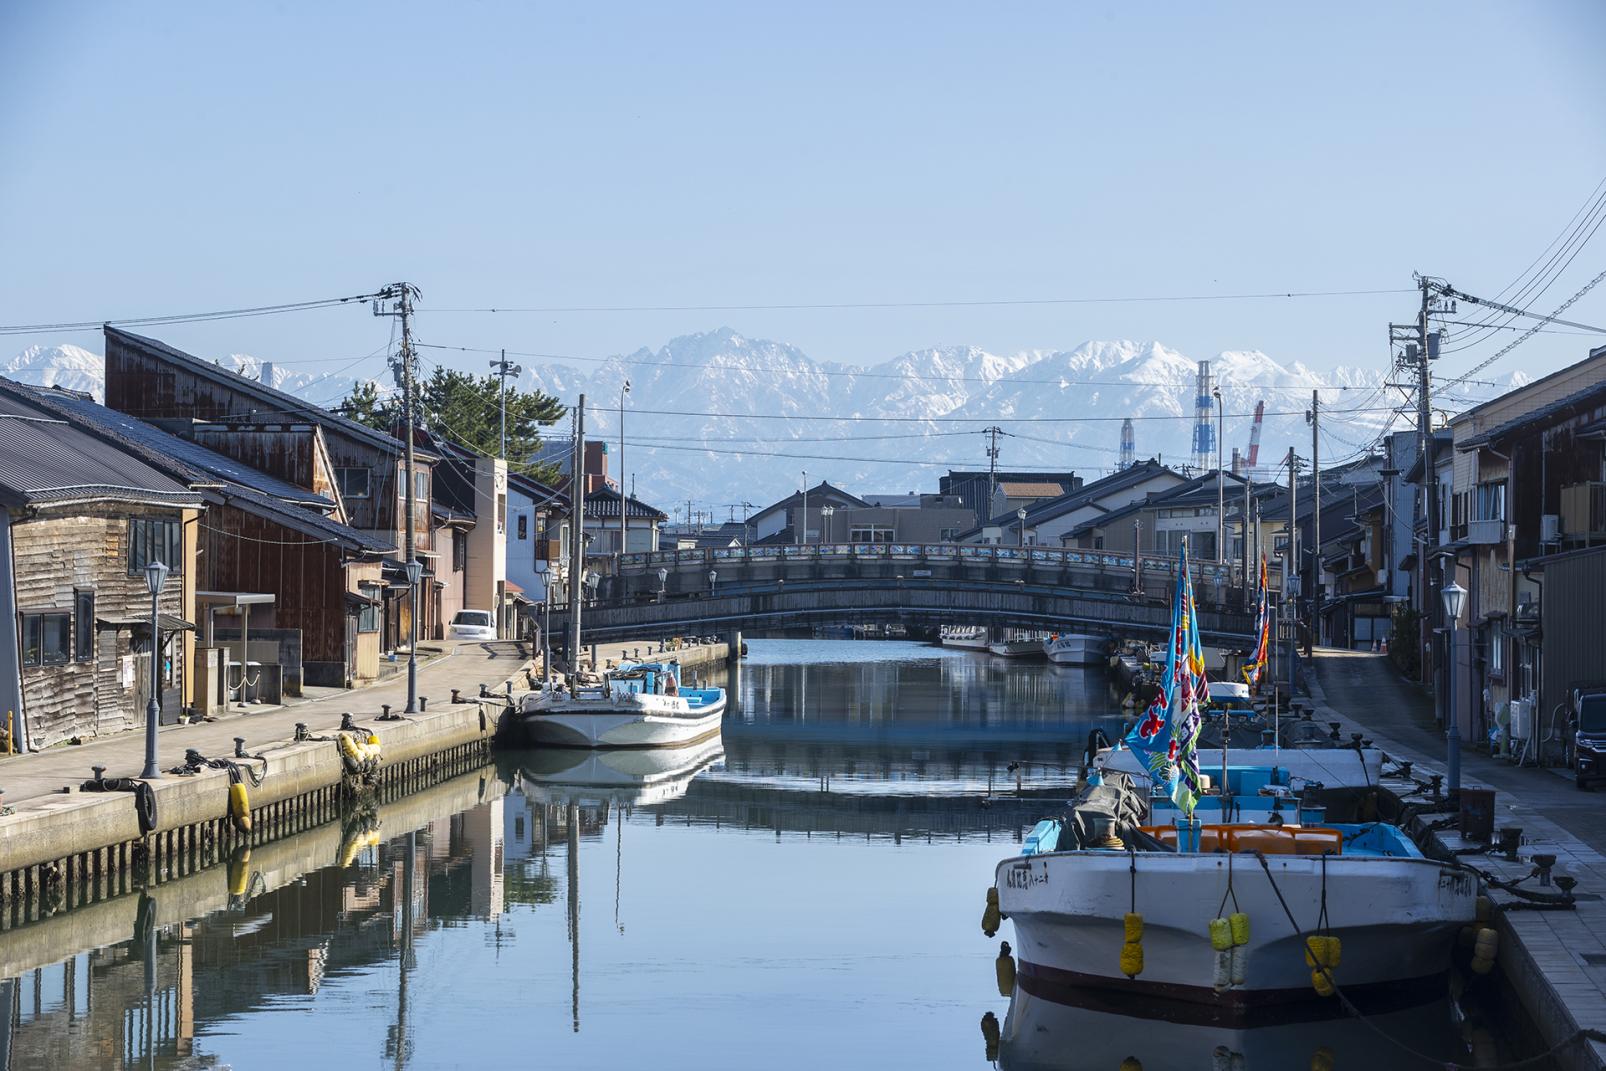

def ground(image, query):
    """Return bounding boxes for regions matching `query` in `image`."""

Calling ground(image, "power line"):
[424,287,1412,315]
[0,292,386,336]
[579,402,1405,425]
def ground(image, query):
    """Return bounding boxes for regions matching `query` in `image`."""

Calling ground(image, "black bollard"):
[234,737,246,758]
[451,689,462,704]
[91,765,106,784]
[479,683,489,698]
[340,712,355,731]
[420,696,428,711]
[295,723,309,742]
[381,704,392,720]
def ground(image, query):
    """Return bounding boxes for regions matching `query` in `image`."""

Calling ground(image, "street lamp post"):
[1017,506,1028,548]
[820,506,835,544]
[140,559,170,779]
[657,566,669,603]
[799,470,808,545]
[708,569,718,597]
[404,558,422,713]
[1213,387,1224,563]
[1441,579,1467,794]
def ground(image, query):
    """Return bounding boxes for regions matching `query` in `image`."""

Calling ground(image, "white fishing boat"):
[499,660,725,749]
[940,625,989,650]
[989,631,1046,659]
[995,818,1475,1023]
[1042,632,1105,666]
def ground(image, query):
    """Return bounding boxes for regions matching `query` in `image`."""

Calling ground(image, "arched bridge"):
[545,543,1274,648]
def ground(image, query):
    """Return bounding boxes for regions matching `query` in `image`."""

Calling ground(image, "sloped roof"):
[0,381,389,553]
[750,481,869,523]
[997,480,1067,498]
[1065,470,1252,536]
[106,327,436,461]
[1456,378,1606,451]
[959,460,1182,538]
[580,483,668,521]
[0,389,201,509]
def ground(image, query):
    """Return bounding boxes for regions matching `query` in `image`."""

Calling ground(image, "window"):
[516,513,528,541]
[74,590,95,662]
[1490,621,1506,679]
[1093,535,1104,550]
[1475,481,1506,522]
[414,470,429,501]
[128,518,182,576]
[336,467,370,500]
[939,527,959,542]
[20,612,70,667]
[357,596,380,634]
[849,526,894,543]
[452,529,467,572]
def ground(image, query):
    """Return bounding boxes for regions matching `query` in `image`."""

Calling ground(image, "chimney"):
[259,361,275,385]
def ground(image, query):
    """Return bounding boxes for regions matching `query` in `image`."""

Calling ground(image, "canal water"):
[0,640,1523,1068]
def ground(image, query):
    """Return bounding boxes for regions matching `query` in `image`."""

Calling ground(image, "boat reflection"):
[995,987,1472,1070]
[498,735,727,808]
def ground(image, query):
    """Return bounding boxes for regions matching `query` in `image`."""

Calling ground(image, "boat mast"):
[569,395,586,672]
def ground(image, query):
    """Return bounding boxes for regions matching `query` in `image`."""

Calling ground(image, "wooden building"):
[0,391,203,750]
[103,327,434,656]
[12,381,397,695]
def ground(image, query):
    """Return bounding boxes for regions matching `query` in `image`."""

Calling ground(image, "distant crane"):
[1241,400,1265,475]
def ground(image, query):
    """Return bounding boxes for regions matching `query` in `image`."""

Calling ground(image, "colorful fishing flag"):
[1123,538,1208,814]
[1242,555,1270,688]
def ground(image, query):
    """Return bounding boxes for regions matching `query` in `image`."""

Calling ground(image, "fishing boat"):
[989,630,1046,659]
[1042,632,1105,666]
[989,542,1477,1024]
[940,625,989,650]
[497,660,726,749]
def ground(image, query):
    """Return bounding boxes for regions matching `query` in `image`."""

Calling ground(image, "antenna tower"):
[1191,360,1215,472]
[1119,418,1135,471]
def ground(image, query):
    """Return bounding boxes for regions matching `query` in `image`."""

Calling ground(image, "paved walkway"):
[0,639,531,806]
[1310,648,1606,1069]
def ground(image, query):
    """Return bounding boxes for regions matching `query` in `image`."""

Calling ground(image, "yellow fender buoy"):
[1470,926,1498,975]
[1121,911,1145,978]
[1228,912,1250,946]
[982,887,1002,937]
[979,1012,1001,1063]
[227,848,252,897]
[229,782,252,835]
[1120,1057,1144,1071]
[1209,916,1233,952]
[1310,1046,1336,1071]
[995,941,1016,997]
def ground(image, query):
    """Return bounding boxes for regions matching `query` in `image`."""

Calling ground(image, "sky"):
[2,1,1605,389]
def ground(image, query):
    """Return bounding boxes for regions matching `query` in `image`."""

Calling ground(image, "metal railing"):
[618,542,1281,590]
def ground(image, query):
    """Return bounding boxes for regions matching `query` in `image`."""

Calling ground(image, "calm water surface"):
[0,640,1510,1068]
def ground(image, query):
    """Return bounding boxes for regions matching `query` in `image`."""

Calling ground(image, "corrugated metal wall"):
[1541,546,1606,723]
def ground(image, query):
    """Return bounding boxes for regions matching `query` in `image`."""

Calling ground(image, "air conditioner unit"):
[1510,698,1533,741]
[1541,514,1561,543]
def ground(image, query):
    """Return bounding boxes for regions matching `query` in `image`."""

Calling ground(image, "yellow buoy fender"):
[1309,968,1336,997]
[1124,912,1144,943]
[1120,940,1144,978]
[979,1012,1001,1063]
[1303,935,1340,969]
[981,887,1002,937]
[339,732,363,770]
[1119,1057,1144,1071]
[995,941,1016,997]
[227,849,251,897]
[1208,916,1233,952]
[1311,1046,1336,1071]
[1228,912,1251,946]
[229,782,252,835]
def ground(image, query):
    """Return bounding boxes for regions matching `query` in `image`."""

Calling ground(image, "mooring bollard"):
[234,737,246,758]
[451,689,462,704]
[479,683,489,698]
[381,704,392,720]
[91,765,106,784]
[420,696,428,711]
[295,722,309,741]
[340,712,356,731]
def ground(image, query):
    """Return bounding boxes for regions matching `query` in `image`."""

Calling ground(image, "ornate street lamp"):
[708,569,718,596]
[657,566,669,602]
[140,559,170,779]
[404,558,423,713]
[1441,579,1467,794]
[1017,506,1029,548]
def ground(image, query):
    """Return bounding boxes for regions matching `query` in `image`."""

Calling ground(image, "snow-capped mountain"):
[517,330,1529,515]
[4,333,1528,519]
[0,344,358,403]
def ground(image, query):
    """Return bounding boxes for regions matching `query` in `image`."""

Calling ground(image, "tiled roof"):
[997,481,1066,497]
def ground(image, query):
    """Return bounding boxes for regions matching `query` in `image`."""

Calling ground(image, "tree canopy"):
[342,366,567,482]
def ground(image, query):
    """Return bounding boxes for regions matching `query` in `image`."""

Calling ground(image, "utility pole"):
[984,426,1003,515]
[1213,387,1224,563]
[1285,448,1299,690]
[375,283,422,713]
[1243,469,1253,611]
[800,470,808,545]
[490,349,523,459]
[1307,389,1320,655]
[1392,276,1448,705]
[568,395,586,672]
[618,380,631,568]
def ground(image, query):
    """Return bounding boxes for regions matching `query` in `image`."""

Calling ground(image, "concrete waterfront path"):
[0,639,531,807]
[1310,648,1606,1071]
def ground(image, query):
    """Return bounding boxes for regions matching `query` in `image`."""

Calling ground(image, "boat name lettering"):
[1004,863,1047,890]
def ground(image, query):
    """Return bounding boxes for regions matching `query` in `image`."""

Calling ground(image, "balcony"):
[1561,482,1606,542]
[1466,519,1507,546]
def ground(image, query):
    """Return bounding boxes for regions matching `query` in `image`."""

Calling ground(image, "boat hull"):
[1043,634,1104,665]
[989,641,1044,659]
[995,849,1474,1025]
[501,692,726,749]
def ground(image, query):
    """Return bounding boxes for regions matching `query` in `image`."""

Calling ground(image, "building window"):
[356,588,381,633]
[20,612,70,667]
[74,589,95,662]
[336,467,370,499]
[1490,622,1506,679]
[1093,536,1105,550]
[849,526,894,543]
[516,513,528,541]
[939,527,959,542]
[128,518,182,576]
[414,470,429,501]
[1475,481,1506,522]
[453,529,467,572]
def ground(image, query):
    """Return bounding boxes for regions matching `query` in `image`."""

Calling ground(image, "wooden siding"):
[11,504,188,749]
[196,504,350,668]
[1540,547,1606,724]
[104,332,425,547]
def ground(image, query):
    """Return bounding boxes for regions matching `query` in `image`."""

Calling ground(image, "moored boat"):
[497,660,726,749]
[940,625,989,650]
[989,631,1046,659]
[1042,632,1105,665]
[503,736,726,807]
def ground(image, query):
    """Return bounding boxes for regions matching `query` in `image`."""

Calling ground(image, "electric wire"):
[0,292,386,336]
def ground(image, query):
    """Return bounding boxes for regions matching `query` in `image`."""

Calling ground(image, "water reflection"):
[0,640,1525,1068]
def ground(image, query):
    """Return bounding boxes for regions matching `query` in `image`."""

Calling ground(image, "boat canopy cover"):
[1061,771,1151,849]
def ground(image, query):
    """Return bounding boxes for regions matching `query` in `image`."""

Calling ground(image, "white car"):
[449,609,497,641]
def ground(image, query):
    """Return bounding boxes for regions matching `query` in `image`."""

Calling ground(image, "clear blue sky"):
[2,1,1604,384]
